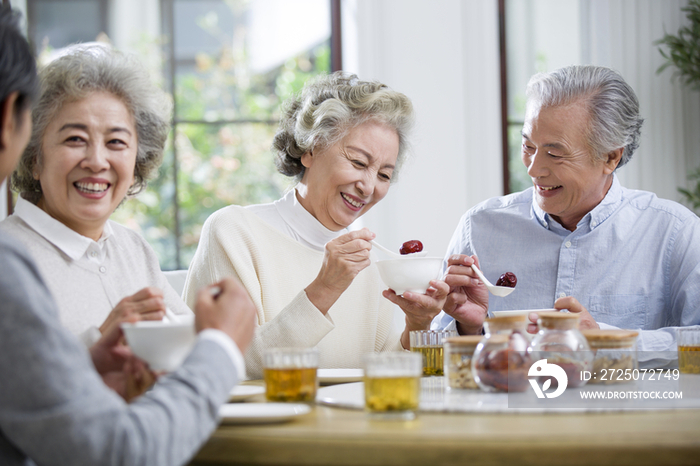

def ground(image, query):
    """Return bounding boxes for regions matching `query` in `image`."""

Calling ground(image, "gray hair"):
[12,44,171,200]
[525,65,643,168]
[273,71,414,182]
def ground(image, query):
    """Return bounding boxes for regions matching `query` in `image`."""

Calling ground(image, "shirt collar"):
[274,187,345,250]
[531,174,623,232]
[532,190,551,230]
[14,195,112,260]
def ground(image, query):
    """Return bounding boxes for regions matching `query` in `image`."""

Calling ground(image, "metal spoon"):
[470,264,515,297]
[370,240,427,258]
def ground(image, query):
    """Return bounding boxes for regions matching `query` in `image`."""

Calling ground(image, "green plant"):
[655,0,700,91]
[656,0,700,212]
[677,167,700,210]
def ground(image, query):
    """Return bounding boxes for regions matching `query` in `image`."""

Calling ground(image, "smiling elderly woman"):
[0,46,191,346]
[183,72,448,378]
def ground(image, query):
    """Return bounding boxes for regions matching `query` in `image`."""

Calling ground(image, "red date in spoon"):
[399,240,423,255]
[495,272,517,288]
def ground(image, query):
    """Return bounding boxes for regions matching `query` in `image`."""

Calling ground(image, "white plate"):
[318,368,364,384]
[491,309,557,318]
[229,385,265,401]
[219,402,311,424]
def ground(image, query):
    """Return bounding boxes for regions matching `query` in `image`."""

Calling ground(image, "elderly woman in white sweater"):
[183,72,449,378]
[0,46,191,346]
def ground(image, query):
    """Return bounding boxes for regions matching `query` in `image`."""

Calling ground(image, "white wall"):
[579,0,700,203]
[341,0,503,257]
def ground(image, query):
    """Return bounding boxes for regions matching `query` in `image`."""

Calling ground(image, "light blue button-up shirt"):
[434,175,700,367]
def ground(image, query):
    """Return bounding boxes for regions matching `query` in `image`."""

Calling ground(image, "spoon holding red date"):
[399,240,423,255]
[370,239,427,258]
[470,264,516,297]
[495,272,517,288]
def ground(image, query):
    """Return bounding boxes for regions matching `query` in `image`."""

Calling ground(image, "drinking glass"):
[409,330,454,376]
[363,352,422,420]
[263,347,319,402]
[678,328,700,374]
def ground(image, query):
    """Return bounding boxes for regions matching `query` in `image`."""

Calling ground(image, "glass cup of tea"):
[363,352,422,420]
[677,328,700,374]
[409,329,455,376]
[263,347,319,402]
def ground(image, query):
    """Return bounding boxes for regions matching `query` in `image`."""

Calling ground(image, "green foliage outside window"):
[655,0,700,213]
[111,37,330,269]
[656,0,700,91]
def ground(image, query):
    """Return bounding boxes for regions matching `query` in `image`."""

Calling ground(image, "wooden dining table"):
[189,377,700,466]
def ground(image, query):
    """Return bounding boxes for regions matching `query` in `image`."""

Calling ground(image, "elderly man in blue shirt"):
[434,65,700,368]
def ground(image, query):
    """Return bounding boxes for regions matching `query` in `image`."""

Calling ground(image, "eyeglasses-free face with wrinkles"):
[521,100,620,231]
[36,91,138,241]
[297,120,399,232]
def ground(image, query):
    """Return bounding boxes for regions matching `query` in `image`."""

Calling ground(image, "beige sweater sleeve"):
[183,207,335,379]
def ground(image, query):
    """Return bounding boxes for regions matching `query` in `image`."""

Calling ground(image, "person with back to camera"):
[0,44,192,347]
[0,6,257,465]
[184,72,449,378]
[435,65,700,368]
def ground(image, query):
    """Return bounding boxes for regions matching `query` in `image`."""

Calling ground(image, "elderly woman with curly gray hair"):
[184,72,448,378]
[0,45,192,346]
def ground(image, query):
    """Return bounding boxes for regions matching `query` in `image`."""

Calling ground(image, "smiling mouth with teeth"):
[538,185,562,191]
[75,182,109,193]
[341,193,365,209]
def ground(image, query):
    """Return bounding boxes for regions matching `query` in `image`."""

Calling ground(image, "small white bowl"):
[376,257,443,295]
[121,320,196,372]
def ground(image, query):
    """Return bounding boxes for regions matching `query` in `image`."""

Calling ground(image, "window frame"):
[498,0,509,195]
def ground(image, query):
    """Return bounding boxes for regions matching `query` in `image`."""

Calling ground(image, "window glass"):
[505,0,581,193]
[172,0,330,122]
[30,0,104,53]
[27,0,332,269]
[174,122,291,266]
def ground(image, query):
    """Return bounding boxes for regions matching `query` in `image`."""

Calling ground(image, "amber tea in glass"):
[263,347,318,402]
[363,352,422,420]
[677,328,700,374]
[411,346,444,376]
[409,330,454,376]
[264,367,317,402]
[364,376,420,411]
[678,346,700,374]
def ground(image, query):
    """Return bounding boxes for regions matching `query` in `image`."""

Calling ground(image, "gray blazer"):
[0,233,239,466]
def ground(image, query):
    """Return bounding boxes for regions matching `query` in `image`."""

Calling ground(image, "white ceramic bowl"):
[121,319,196,372]
[376,257,443,295]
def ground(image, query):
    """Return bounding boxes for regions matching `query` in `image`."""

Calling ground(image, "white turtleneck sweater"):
[183,188,404,379]
[244,187,342,251]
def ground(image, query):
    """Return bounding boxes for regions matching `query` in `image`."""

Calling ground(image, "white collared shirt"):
[8,196,245,377]
[14,195,112,265]
[433,174,700,368]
